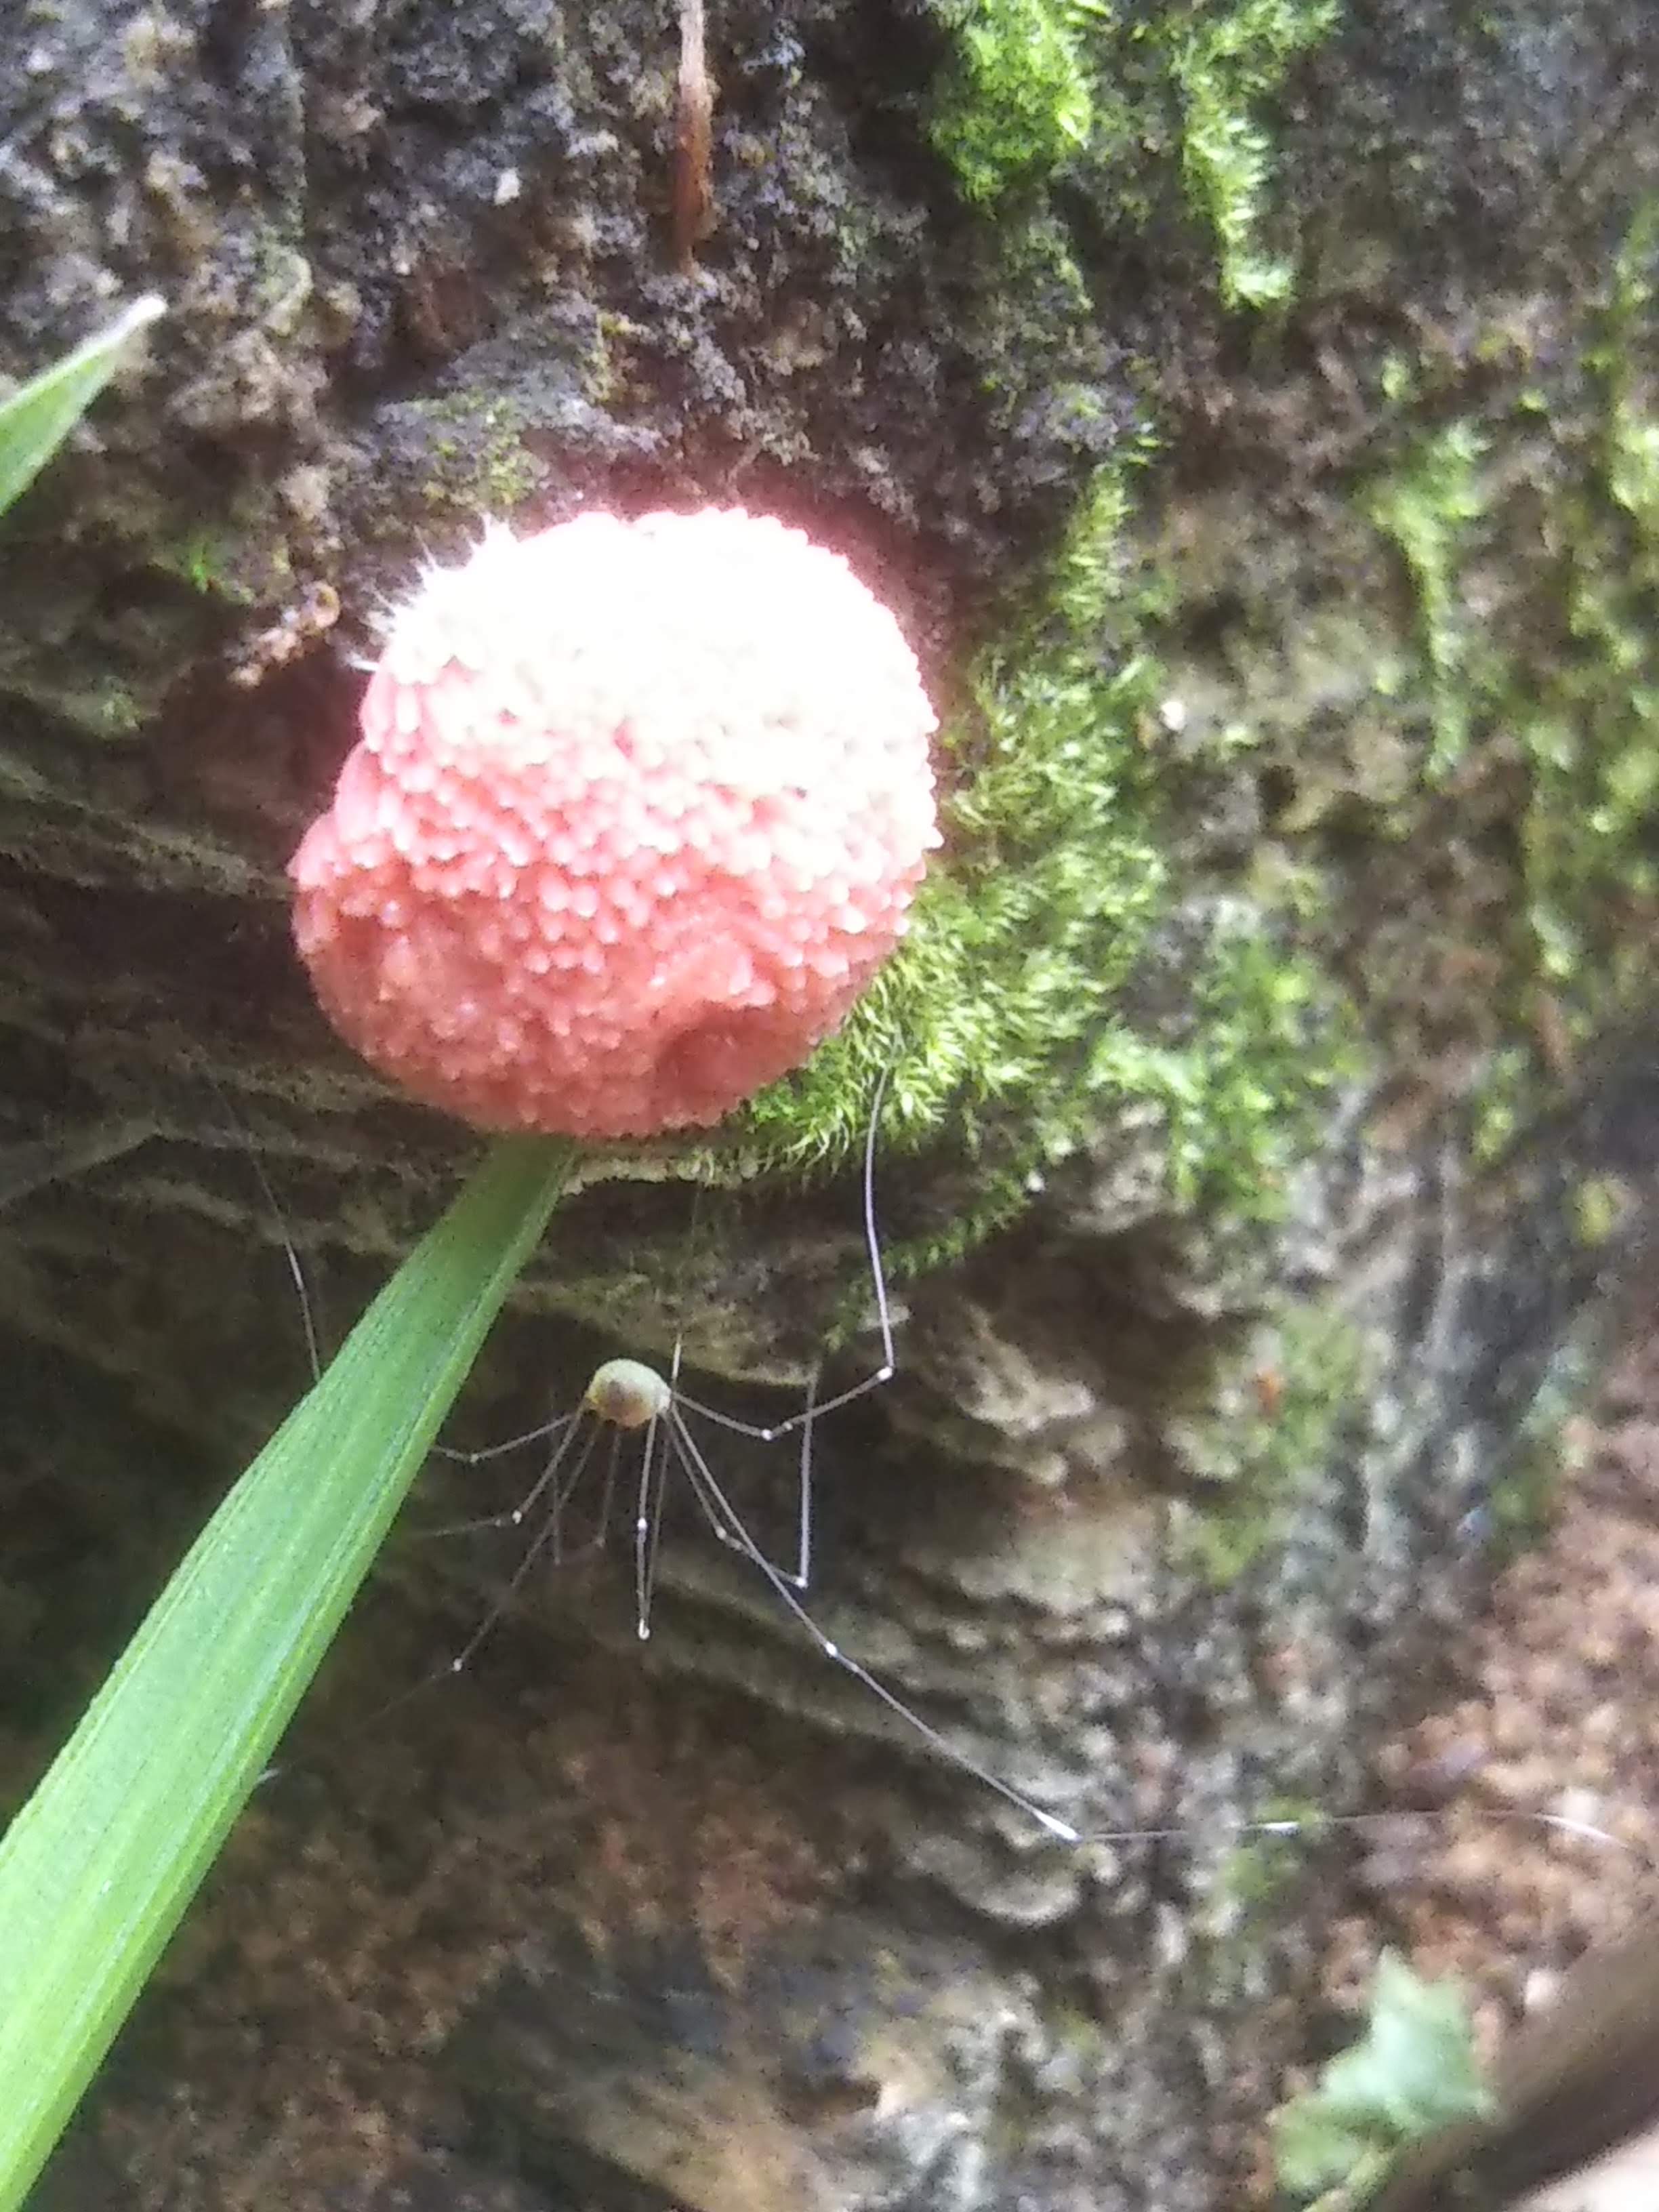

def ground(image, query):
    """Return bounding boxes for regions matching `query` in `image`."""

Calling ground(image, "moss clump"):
[151,525,270,607]
[928,0,1342,310]
[1166,1303,1370,1586]
[407,392,542,517]
[1481,1328,1601,1559]
[1521,210,1659,1006]
[1363,203,1659,1145]
[1208,1798,1324,1925]
[1571,1172,1634,1250]
[1201,1795,1347,2001]
[1368,419,1490,781]
[1165,0,1339,309]
[927,0,1097,207]
[737,454,1362,1267]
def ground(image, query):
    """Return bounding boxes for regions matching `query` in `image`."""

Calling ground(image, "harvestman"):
[239,1070,1084,1841]
[418,1070,1094,1842]
[228,1090,1641,1865]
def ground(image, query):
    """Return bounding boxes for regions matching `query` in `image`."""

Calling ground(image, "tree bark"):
[2,1,1656,2207]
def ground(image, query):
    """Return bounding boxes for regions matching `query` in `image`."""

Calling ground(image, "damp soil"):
[1264,1322,1659,2201]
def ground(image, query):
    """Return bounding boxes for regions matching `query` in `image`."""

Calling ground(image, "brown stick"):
[673,0,715,274]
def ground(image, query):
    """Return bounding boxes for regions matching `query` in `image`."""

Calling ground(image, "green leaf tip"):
[0,292,167,520]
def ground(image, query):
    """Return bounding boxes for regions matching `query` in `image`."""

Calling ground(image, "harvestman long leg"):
[201,1073,326,1390]
[388,1423,628,1710]
[417,1063,899,1599]
[203,1073,581,1504]
[670,1061,899,1591]
[660,1400,1082,1843]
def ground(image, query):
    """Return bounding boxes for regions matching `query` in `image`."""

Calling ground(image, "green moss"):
[88,680,146,739]
[1522,207,1659,1003]
[1571,1172,1634,1250]
[731,453,1361,1276]
[1166,0,1339,310]
[928,0,1342,310]
[1168,1303,1370,1586]
[409,392,541,516]
[152,528,260,605]
[1369,419,1491,779]
[1363,203,1659,1138]
[1468,1044,1532,1166]
[247,239,312,337]
[1213,1801,1322,1911]
[4,667,150,744]
[1200,1796,1336,1996]
[927,0,1098,206]
[1162,897,1353,1207]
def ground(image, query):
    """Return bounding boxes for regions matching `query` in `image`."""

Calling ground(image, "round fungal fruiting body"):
[290,510,939,1138]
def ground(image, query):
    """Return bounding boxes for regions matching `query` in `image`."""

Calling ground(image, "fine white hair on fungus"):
[195,1092,1654,1868]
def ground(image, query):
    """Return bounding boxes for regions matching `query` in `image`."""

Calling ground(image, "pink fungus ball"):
[290,508,940,1137]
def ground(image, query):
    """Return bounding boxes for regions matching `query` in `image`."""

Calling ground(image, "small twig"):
[673,0,715,274]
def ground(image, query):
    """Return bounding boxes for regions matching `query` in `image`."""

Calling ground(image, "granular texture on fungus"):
[291,510,939,1137]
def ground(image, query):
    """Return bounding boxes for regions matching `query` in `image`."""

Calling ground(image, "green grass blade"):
[0,294,165,520]
[0,1132,574,2208]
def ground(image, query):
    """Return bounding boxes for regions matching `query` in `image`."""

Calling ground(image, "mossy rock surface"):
[1,2,1656,2208]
